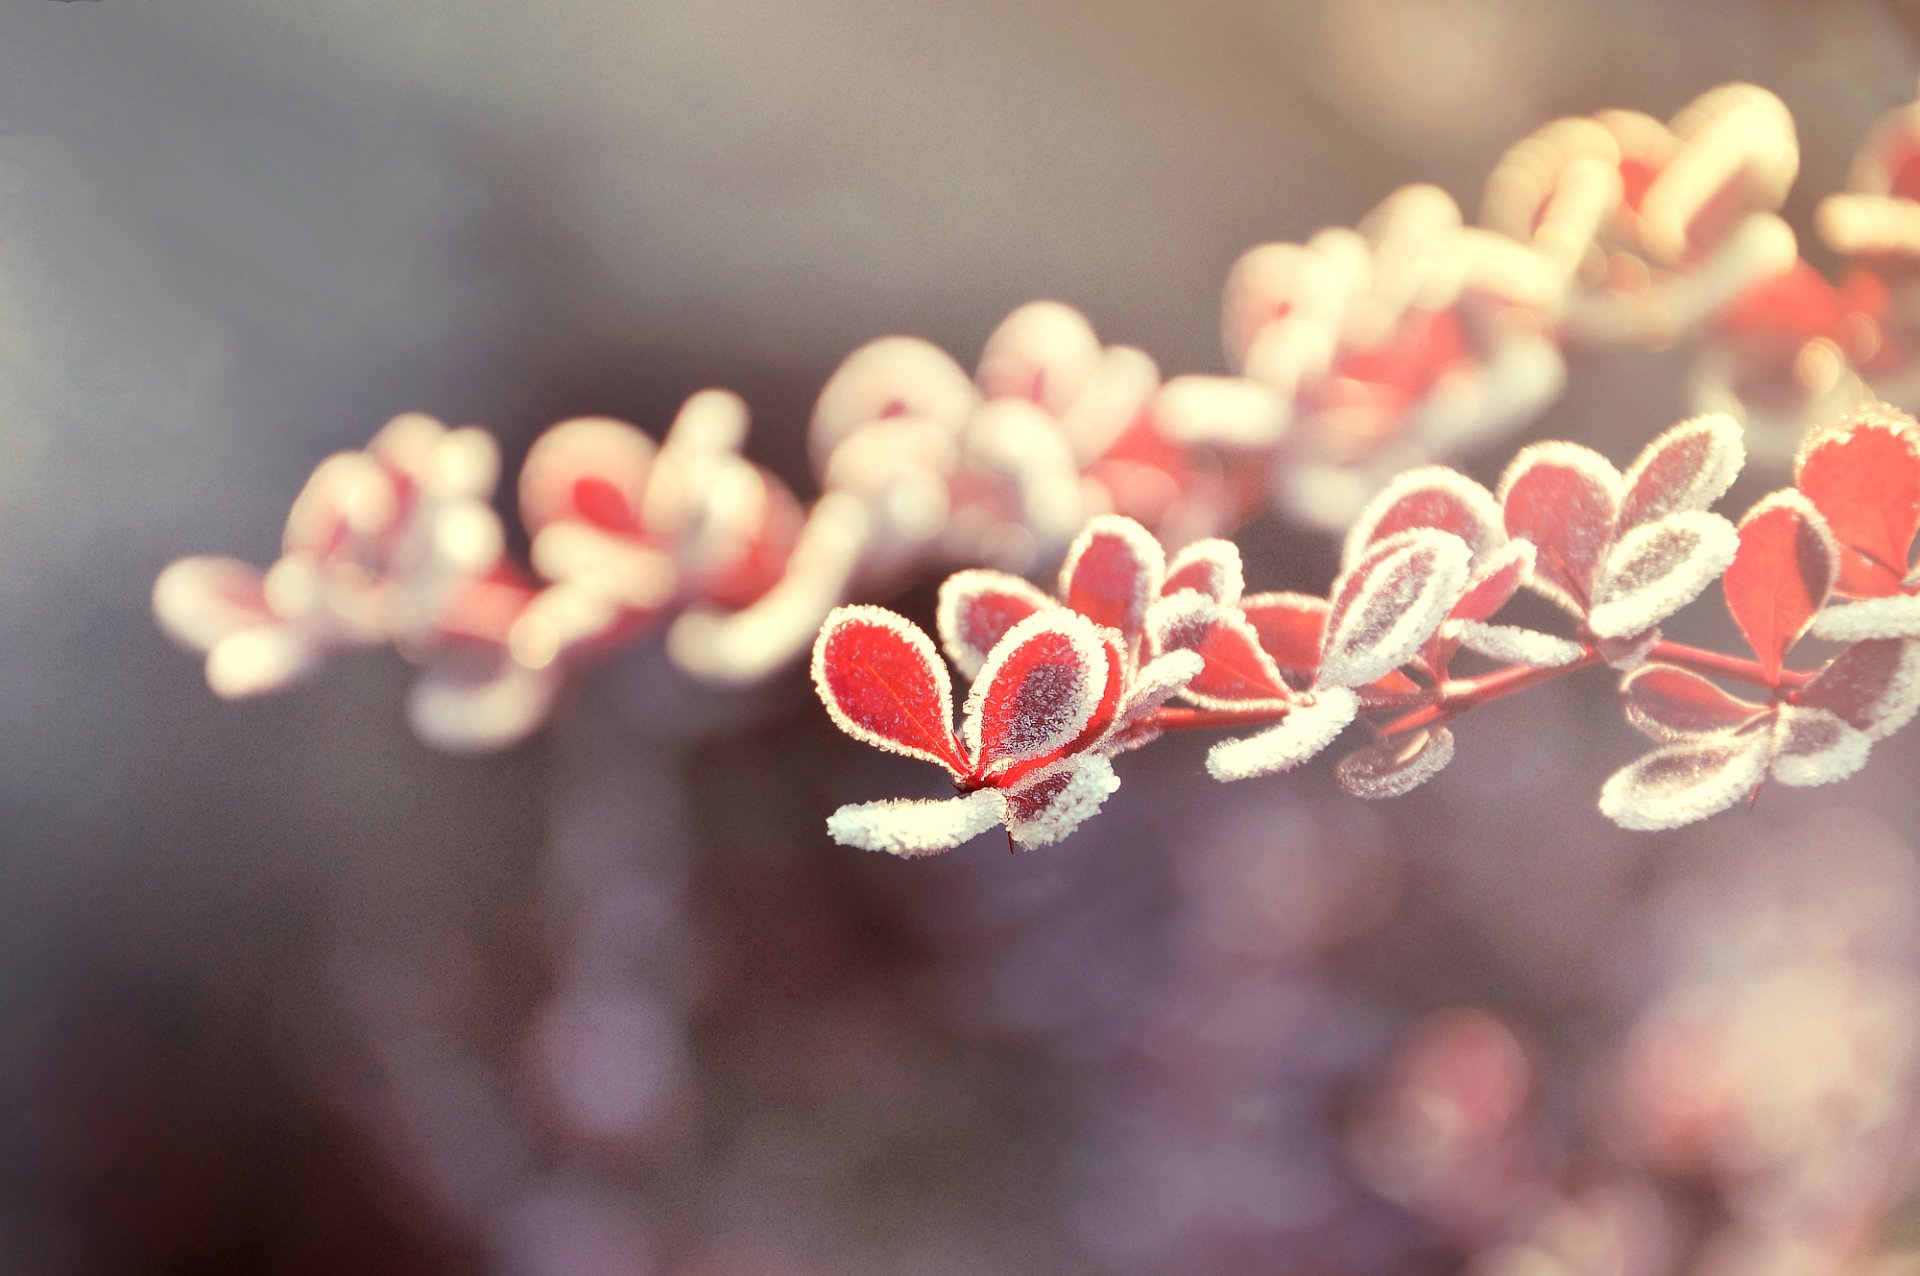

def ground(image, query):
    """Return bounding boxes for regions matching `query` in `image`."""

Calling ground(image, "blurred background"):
[7,1,1920,1272]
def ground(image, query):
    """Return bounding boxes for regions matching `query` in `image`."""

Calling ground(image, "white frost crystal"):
[1207,688,1361,782]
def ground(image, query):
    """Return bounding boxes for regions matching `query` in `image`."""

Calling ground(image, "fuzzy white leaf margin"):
[1336,727,1457,799]
[1810,594,1920,643]
[826,790,1005,857]
[1163,539,1246,606]
[1003,754,1122,849]
[1319,531,1473,689]
[961,609,1111,775]
[1446,621,1587,668]
[1207,687,1361,782]
[1101,649,1205,752]
[1768,705,1871,788]
[935,568,1056,680]
[1341,466,1505,569]
[1618,412,1746,530]
[1587,511,1739,641]
[1598,732,1769,831]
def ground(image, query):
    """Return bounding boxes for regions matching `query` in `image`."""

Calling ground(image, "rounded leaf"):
[1059,515,1166,647]
[1319,530,1473,689]
[1336,727,1457,799]
[1799,638,1920,740]
[1497,441,1622,615]
[1001,754,1121,849]
[1793,403,1920,596]
[1147,592,1291,706]
[1206,688,1360,782]
[963,610,1112,780]
[1724,490,1838,678]
[936,569,1054,679]
[1162,538,1245,606]
[1239,591,1330,685]
[1620,663,1766,741]
[1587,511,1739,641]
[826,791,1005,858]
[1768,705,1870,788]
[1598,733,1770,831]
[1343,466,1504,569]
[1618,413,1745,531]
[812,606,966,775]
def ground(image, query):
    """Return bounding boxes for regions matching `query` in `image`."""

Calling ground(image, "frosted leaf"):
[812,606,966,775]
[1101,649,1205,753]
[1450,541,1537,625]
[1449,622,1586,668]
[1724,490,1838,676]
[1811,594,1920,642]
[407,652,559,754]
[1342,466,1505,569]
[1598,733,1769,831]
[1619,664,1766,741]
[1238,591,1329,686]
[1799,638,1920,740]
[205,625,321,700]
[825,790,1004,858]
[935,569,1053,679]
[1146,592,1290,706]
[1148,376,1289,448]
[518,417,655,534]
[1587,511,1739,640]
[1497,441,1623,614]
[1206,687,1361,782]
[977,301,1103,418]
[1792,402,1920,597]
[1162,539,1245,606]
[1768,705,1871,788]
[809,336,979,467]
[1336,727,1456,799]
[1059,515,1164,645]
[1618,413,1746,530]
[963,610,1110,779]
[1002,754,1121,849]
[153,556,274,653]
[1319,530,1473,689]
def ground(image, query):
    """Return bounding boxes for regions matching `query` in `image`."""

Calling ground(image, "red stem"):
[1377,649,1604,737]
[1648,640,1815,691]
[1149,639,1818,742]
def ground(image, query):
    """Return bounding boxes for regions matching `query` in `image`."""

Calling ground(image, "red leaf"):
[1344,467,1505,566]
[1239,591,1328,685]
[1620,664,1766,741]
[812,606,966,775]
[1336,727,1457,798]
[1059,515,1165,647]
[1723,491,1838,680]
[1162,538,1244,604]
[1320,530,1472,689]
[1798,638,1920,740]
[964,611,1111,781]
[1449,541,1535,625]
[935,569,1052,679]
[1793,404,1920,597]
[1617,413,1744,531]
[1148,593,1292,705]
[1498,442,1622,614]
